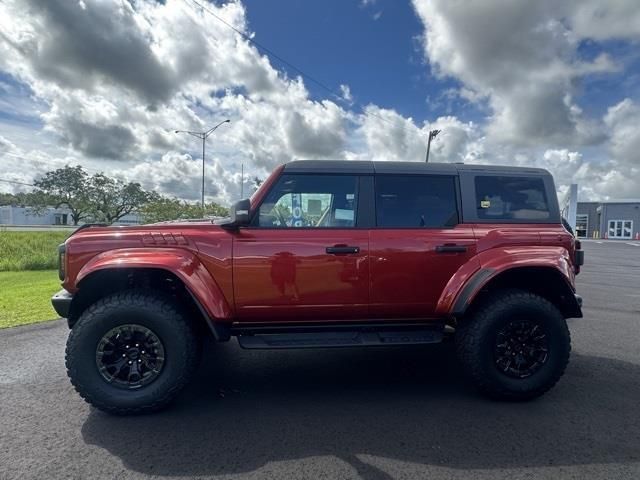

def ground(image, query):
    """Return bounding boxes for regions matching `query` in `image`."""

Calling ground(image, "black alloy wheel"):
[494,319,548,379]
[95,324,166,389]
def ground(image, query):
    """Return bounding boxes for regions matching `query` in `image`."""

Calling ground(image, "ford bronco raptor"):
[53,160,584,414]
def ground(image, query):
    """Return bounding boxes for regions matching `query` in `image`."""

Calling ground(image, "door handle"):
[435,244,467,253]
[326,246,360,255]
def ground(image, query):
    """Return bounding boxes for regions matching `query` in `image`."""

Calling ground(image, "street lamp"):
[175,119,230,213]
[425,129,441,163]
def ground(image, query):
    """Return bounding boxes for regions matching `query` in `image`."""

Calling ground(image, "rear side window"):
[475,176,549,220]
[375,175,458,228]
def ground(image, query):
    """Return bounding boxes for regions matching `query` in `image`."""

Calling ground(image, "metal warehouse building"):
[577,201,640,239]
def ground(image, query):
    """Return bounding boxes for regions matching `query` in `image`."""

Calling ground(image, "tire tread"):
[455,289,571,401]
[65,290,200,415]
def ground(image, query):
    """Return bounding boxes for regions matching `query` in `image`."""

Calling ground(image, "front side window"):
[475,176,550,220]
[255,174,358,228]
[375,175,458,228]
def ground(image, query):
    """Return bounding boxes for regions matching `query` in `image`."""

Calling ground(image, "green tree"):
[32,166,92,225]
[88,174,152,224]
[0,192,20,205]
[140,196,228,224]
[205,201,229,218]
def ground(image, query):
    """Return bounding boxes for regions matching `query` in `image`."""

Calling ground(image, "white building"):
[0,205,141,226]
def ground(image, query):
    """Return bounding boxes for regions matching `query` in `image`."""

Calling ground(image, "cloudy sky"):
[0,0,639,204]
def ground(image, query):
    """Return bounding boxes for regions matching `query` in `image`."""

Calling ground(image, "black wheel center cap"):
[127,349,140,360]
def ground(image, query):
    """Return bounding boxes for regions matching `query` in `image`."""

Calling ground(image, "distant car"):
[53,160,584,414]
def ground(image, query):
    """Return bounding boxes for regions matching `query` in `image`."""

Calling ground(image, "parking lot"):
[1,240,639,480]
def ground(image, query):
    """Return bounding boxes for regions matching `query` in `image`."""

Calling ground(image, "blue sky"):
[243,0,478,123]
[574,39,640,117]
[0,0,639,202]
[243,0,640,125]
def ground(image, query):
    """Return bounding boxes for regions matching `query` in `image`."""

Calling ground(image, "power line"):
[182,0,426,139]
[0,178,35,187]
[185,0,342,102]
[2,1,433,190]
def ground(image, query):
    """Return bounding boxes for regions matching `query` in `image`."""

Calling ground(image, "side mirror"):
[222,198,251,229]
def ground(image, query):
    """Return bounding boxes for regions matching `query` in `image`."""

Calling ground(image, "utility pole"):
[240,163,244,199]
[425,129,441,163]
[175,119,230,214]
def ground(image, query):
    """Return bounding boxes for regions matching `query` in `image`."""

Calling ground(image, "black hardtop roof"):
[283,160,550,176]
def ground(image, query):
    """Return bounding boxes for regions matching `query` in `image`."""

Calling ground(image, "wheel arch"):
[69,264,231,340]
[452,266,582,320]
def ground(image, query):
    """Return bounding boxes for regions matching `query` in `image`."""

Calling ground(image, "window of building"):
[256,174,358,228]
[475,176,550,221]
[575,214,588,238]
[608,219,633,239]
[375,175,458,228]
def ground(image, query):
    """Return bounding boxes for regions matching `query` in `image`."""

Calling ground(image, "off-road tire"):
[455,289,571,401]
[65,291,201,415]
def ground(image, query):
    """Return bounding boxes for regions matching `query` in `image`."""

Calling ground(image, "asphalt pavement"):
[1,241,639,479]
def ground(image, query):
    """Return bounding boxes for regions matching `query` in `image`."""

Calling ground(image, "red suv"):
[53,161,583,414]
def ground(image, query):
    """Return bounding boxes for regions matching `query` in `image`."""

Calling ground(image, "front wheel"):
[65,291,201,415]
[455,290,571,401]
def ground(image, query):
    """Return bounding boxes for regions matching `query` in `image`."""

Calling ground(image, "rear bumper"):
[51,289,73,318]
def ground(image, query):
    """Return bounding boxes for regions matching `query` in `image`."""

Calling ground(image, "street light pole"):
[175,119,230,214]
[240,163,244,199]
[425,129,441,163]
[202,134,206,210]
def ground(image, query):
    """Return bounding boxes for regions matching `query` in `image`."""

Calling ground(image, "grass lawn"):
[0,230,69,271]
[0,270,61,328]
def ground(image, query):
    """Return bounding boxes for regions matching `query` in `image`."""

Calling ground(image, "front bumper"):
[51,289,73,318]
[575,294,583,308]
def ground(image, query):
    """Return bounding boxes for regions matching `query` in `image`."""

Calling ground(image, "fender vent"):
[141,233,188,246]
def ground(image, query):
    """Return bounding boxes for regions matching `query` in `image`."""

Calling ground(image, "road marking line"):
[626,242,640,246]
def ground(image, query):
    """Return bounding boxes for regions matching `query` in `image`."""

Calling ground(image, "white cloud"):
[340,84,353,103]
[410,0,640,199]
[0,0,638,205]
[411,0,626,147]
[604,99,640,166]
[356,106,481,163]
[570,1,640,40]
[0,0,356,202]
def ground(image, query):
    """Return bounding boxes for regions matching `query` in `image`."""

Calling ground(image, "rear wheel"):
[455,289,571,400]
[66,291,201,415]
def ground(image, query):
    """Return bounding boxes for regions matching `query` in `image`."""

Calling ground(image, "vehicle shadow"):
[82,340,640,477]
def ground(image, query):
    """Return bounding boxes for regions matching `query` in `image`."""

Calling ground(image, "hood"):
[64,222,226,249]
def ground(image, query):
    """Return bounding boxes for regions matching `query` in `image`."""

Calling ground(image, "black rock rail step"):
[236,325,444,349]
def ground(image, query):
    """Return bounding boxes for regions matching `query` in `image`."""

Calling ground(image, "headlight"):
[58,244,66,281]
